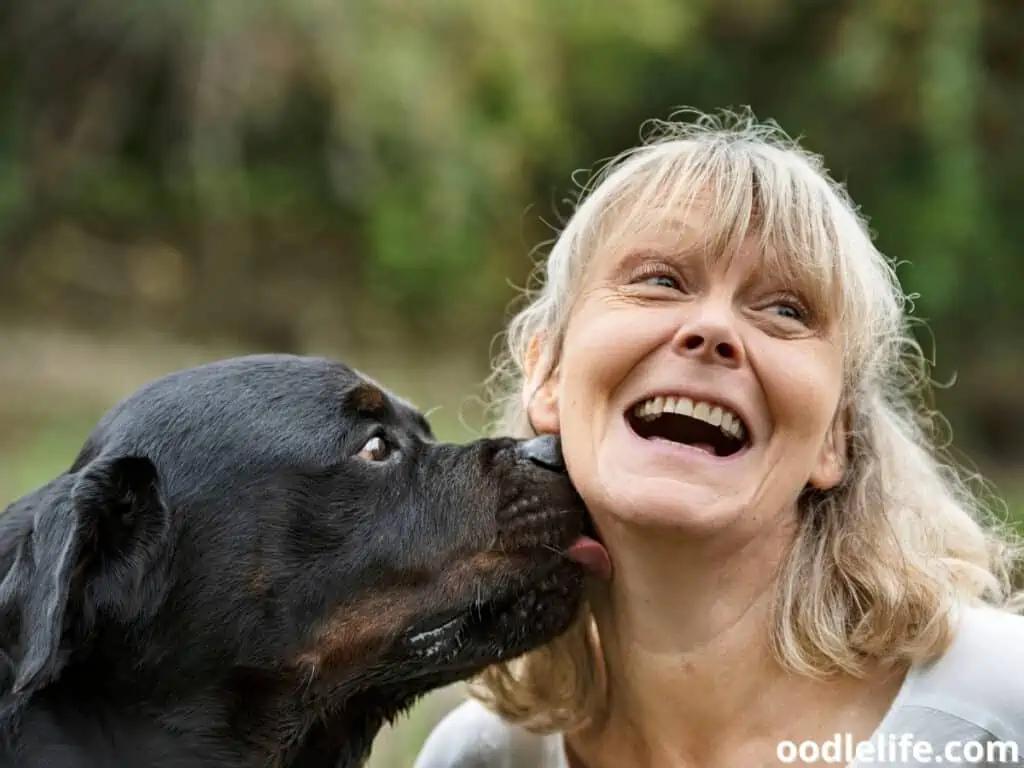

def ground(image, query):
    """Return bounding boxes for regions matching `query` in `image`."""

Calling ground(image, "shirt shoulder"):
[411,698,565,768]
[899,604,1024,739]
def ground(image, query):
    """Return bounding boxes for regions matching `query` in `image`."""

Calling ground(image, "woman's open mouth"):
[625,394,751,458]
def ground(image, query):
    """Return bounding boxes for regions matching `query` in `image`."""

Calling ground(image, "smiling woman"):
[413,108,1024,768]
[533,192,851,533]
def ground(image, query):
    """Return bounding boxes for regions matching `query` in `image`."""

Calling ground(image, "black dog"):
[0,354,607,767]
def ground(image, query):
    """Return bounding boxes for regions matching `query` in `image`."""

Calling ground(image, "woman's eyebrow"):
[605,240,707,274]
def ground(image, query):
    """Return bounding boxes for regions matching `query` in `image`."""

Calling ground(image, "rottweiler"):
[0,354,610,767]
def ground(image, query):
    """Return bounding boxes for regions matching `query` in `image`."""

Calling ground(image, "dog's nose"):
[515,435,565,472]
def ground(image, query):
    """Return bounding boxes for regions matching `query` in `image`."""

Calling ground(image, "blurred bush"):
[1,4,1022,764]
[0,0,1021,467]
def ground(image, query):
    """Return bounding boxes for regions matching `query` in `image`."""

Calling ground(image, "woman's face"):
[528,205,848,540]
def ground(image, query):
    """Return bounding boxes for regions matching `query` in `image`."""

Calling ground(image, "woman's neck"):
[564,522,907,767]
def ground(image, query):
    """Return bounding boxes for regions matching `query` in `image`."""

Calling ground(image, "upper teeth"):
[633,396,747,441]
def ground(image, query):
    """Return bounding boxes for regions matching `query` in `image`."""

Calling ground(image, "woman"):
[413,109,1024,767]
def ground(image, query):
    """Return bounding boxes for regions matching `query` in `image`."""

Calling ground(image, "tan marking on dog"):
[350,382,386,413]
[294,591,418,670]
[293,547,518,673]
[457,549,511,575]
[248,566,270,594]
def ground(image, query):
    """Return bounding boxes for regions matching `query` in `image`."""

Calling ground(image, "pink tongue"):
[566,536,612,580]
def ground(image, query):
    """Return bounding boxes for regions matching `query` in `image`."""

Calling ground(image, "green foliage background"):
[1,1,1022,764]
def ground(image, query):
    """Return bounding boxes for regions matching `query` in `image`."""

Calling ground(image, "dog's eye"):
[357,435,392,462]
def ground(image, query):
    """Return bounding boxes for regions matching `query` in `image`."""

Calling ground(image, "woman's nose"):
[672,304,744,368]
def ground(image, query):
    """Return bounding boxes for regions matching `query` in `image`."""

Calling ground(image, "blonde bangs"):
[576,133,859,340]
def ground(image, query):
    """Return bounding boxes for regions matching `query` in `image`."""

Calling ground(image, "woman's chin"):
[591,482,756,538]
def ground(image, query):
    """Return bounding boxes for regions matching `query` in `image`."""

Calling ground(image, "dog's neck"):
[283,682,443,768]
[203,677,418,768]
[282,704,389,768]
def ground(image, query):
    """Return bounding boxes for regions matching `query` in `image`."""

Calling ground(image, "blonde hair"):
[471,107,1024,732]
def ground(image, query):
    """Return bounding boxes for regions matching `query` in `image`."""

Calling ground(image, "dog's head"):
[0,354,605,763]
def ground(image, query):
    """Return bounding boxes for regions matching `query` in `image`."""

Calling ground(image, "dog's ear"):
[71,455,170,623]
[0,454,169,709]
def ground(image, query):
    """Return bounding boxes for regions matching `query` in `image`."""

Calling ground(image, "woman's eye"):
[767,302,805,322]
[641,274,680,290]
[357,435,392,462]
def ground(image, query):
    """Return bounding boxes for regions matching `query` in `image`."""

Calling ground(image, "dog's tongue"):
[566,535,612,580]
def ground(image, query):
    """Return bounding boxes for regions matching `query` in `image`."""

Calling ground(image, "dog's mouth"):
[406,608,468,653]
[399,535,601,669]
[392,470,610,676]
[401,570,580,667]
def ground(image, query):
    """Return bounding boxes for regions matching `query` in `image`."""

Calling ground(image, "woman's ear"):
[810,405,849,491]
[527,377,560,435]
[523,333,560,435]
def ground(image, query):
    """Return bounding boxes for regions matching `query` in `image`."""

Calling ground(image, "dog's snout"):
[514,435,565,472]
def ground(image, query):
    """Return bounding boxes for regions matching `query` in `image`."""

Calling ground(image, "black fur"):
[0,354,589,767]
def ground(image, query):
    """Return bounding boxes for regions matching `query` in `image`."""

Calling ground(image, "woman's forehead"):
[585,197,839,293]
